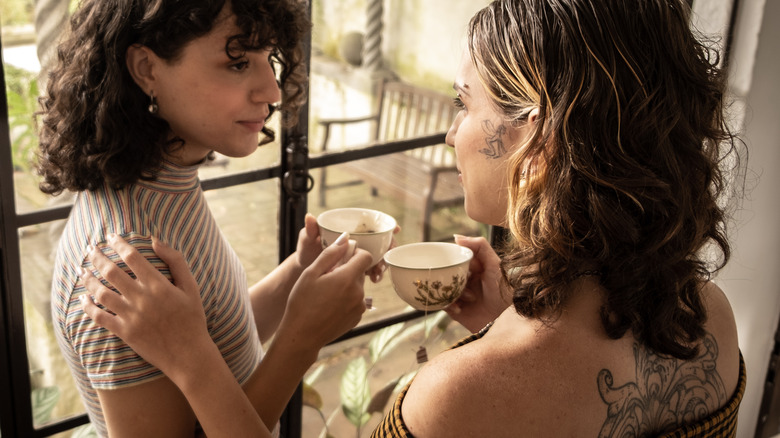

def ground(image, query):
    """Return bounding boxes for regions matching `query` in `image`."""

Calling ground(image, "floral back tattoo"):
[597,334,727,437]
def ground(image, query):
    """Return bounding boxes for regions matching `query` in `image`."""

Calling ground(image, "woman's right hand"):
[444,235,511,332]
[277,232,374,351]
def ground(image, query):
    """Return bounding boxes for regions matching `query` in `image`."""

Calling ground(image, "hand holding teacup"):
[317,207,399,282]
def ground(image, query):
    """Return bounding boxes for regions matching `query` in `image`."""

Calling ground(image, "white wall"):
[704,0,780,436]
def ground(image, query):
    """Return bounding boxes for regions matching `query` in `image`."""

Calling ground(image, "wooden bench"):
[316,80,463,241]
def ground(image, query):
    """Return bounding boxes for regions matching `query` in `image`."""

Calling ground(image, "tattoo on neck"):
[480,120,508,159]
[597,334,727,437]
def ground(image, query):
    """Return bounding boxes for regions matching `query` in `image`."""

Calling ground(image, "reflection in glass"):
[20,224,85,427]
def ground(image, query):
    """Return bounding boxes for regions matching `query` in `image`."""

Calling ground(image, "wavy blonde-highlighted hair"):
[468,0,739,359]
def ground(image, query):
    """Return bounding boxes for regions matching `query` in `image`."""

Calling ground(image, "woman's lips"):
[238,120,266,132]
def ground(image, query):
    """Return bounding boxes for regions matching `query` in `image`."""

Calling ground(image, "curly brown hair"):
[36,0,309,195]
[469,0,740,359]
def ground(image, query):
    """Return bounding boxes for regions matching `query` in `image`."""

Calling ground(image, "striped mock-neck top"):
[51,160,263,437]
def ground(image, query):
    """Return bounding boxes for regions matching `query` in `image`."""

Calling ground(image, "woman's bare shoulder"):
[400,319,554,437]
[700,280,741,386]
[398,282,742,437]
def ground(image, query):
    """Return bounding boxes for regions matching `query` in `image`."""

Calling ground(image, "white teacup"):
[317,208,397,266]
[383,242,473,311]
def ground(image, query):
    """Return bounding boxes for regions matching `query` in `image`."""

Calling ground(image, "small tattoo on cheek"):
[480,120,508,159]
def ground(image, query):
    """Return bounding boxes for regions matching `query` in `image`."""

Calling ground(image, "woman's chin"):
[465,203,503,228]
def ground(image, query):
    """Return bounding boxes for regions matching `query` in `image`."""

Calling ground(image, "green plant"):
[31,386,59,426]
[0,0,33,27]
[4,63,39,172]
[305,311,454,438]
[70,424,98,437]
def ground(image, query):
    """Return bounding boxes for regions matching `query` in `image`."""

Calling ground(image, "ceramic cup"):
[383,242,473,311]
[317,208,397,266]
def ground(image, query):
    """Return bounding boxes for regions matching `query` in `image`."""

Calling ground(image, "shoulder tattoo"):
[597,334,727,437]
[480,120,508,159]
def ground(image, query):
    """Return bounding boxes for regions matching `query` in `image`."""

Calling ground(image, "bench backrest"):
[374,81,458,167]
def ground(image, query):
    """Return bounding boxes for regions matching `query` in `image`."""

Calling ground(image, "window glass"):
[205,169,282,282]
[303,1,486,435]
[7,0,284,426]
[302,318,469,437]
[20,223,85,428]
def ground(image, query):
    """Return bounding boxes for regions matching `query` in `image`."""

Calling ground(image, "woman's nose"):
[445,119,458,148]
[252,61,281,104]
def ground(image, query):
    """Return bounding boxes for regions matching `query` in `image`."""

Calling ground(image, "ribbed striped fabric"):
[371,324,746,438]
[51,160,263,437]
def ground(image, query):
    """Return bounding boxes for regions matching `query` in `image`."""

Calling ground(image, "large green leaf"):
[366,377,400,414]
[31,386,60,425]
[340,357,371,427]
[71,423,98,438]
[368,322,406,363]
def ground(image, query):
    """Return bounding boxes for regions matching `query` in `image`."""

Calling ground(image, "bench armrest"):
[317,114,380,152]
[318,114,379,126]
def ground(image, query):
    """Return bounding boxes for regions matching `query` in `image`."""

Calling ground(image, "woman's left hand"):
[294,214,323,269]
[365,224,401,283]
[294,213,400,283]
[80,234,213,379]
[444,234,511,332]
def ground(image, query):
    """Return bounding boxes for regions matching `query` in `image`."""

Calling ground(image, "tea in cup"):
[317,208,396,266]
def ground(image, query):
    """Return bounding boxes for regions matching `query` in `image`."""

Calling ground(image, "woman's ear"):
[527,107,540,124]
[126,44,157,94]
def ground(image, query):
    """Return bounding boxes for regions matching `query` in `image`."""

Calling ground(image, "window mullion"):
[0,38,36,437]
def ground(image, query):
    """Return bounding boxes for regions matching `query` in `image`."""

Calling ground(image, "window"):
[6,1,761,437]
[1,1,482,436]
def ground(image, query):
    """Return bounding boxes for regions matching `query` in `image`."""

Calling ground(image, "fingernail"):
[85,244,94,254]
[453,234,465,241]
[341,239,357,264]
[80,267,89,277]
[107,233,117,241]
[333,231,350,246]
[79,295,87,305]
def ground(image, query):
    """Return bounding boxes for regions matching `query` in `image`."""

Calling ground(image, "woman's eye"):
[231,60,250,71]
[453,96,466,110]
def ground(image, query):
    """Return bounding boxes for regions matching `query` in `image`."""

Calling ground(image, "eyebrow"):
[452,82,470,96]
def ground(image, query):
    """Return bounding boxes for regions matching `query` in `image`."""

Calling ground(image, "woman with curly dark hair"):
[40,0,375,436]
[80,0,746,436]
